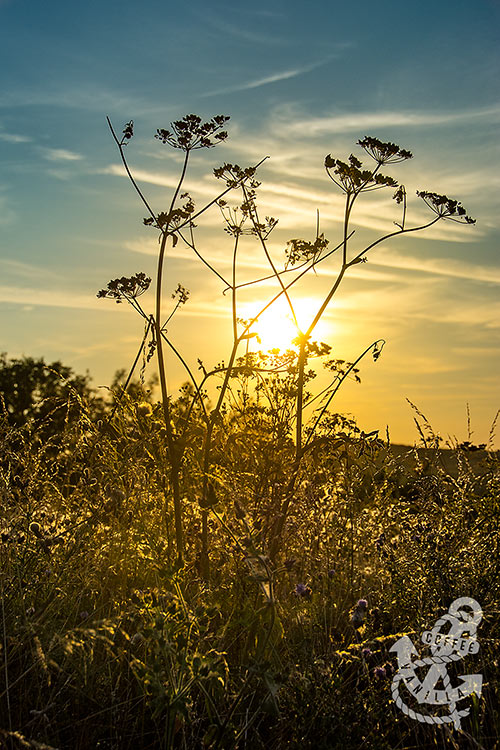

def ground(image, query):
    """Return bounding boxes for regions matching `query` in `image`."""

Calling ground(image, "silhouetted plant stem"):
[153,150,191,565]
[295,339,307,461]
[199,332,242,578]
[155,234,183,564]
[243,185,299,330]
[268,459,302,562]
[232,234,240,341]
[199,232,244,577]
[295,192,354,460]
[159,330,209,423]
[270,195,446,558]
[304,339,386,449]
[106,116,157,223]
[351,214,441,262]
[178,227,231,287]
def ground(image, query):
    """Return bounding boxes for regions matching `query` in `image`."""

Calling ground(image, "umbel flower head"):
[97,272,151,303]
[324,138,405,194]
[417,190,475,224]
[325,153,397,193]
[213,162,260,191]
[357,136,412,165]
[285,234,329,268]
[155,114,229,151]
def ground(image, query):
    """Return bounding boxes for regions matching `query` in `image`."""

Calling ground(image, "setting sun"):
[247,296,332,352]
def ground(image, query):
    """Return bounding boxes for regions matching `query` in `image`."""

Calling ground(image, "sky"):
[1,0,499,446]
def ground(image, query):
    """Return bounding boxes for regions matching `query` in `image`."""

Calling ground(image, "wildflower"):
[285,234,328,268]
[361,647,372,659]
[294,583,312,600]
[324,150,399,194]
[155,114,229,151]
[350,598,368,629]
[97,272,151,303]
[373,666,387,680]
[213,162,260,191]
[328,568,335,578]
[358,136,413,165]
[172,283,190,305]
[416,190,475,224]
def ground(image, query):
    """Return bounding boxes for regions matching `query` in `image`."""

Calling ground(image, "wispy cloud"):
[319,276,500,332]
[387,355,466,375]
[0,130,31,143]
[41,147,83,162]
[198,16,290,47]
[0,85,171,118]
[201,55,339,98]
[436,299,500,329]
[271,104,500,138]
[0,258,62,281]
[97,164,210,197]
[123,237,271,277]
[0,284,110,311]
[371,249,500,285]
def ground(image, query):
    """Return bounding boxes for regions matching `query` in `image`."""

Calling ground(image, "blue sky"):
[1,0,499,445]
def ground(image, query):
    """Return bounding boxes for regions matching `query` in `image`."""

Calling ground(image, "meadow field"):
[0,357,499,750]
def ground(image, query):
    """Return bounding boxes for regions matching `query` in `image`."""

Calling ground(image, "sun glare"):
[248,297,331,352]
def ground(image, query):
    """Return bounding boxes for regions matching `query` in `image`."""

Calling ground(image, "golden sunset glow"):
[248,296,332,352]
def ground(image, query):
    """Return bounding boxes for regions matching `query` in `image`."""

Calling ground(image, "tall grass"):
[0,381,498,748]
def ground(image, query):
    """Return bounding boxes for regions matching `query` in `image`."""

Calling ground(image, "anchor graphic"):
[390,597,483,729]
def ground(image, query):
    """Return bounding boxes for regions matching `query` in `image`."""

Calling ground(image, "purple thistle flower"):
[294,583,312,599]
[373,666,387,680]
[361,648,372,658]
